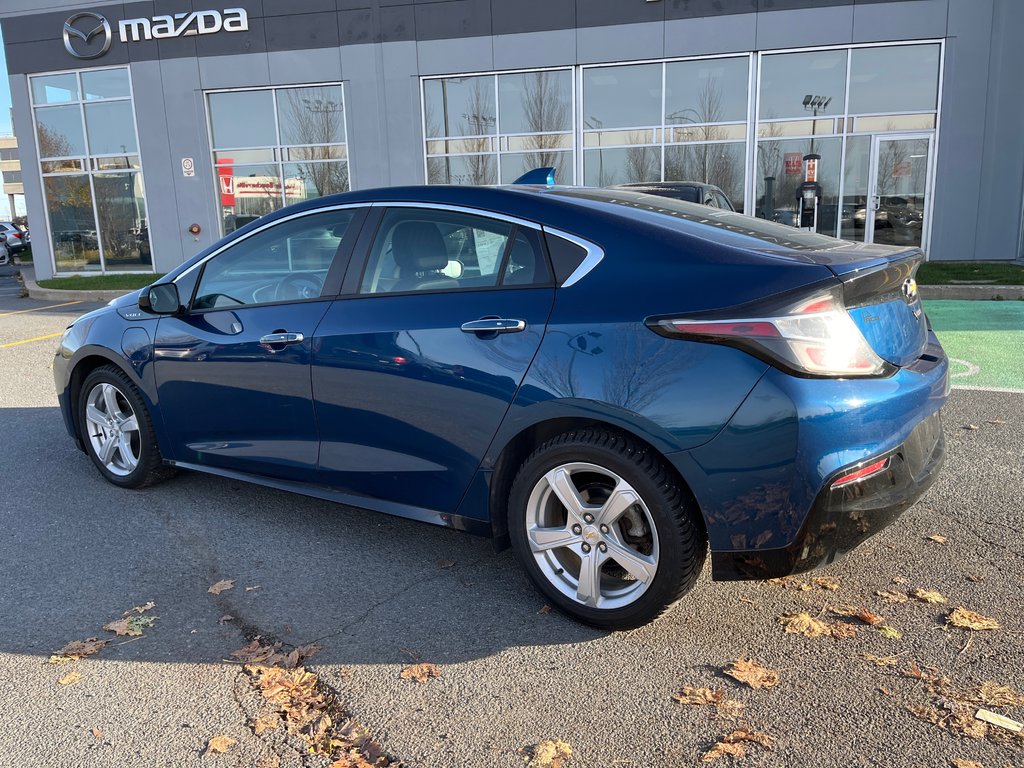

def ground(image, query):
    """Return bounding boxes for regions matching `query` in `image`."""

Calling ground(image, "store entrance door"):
[865,133,933,250]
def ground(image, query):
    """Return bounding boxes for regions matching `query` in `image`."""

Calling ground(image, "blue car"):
[54,184,947,629]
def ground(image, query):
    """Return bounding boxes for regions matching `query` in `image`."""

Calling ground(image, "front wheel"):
[508,429,707,630]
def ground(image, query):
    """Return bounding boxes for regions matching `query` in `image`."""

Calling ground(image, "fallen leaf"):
[834,605,885,626]
[912,588,949,604]
[231,639,288,667]
[812,576,840,591]
[948,607,1000,631]
[908,704,987,740]
[966,573,986,583]
[204,735,236,755]
[879,625,903,640]
[926,534,948,544]
[985,418,1007,425]
[208,579,235,595]
[437,559,455,569]
[91,727,103,741]
[672,686,744,718]
[58,670,81,686]
[863,653,901,667]
[950,760,984,768]
[252,713,280,734]
[892,575,909,585]
[903,660,924,680]
[538,604,551,615]
[879,686,893,696]
[829,622,859,639]
[103,615,156,637]
[970,682,1024,708]
[723,657,779,690]
[963,424,979,431]
[702,742,745,762]
[54,638,109,660]
[876,590,909,603]
[778,612,841,638]
[724,728,775,749]
[399,663,441,683]
[524,738,572,768]
[219,615,234,625]
[128,601,156,615]
[702,729,774,762]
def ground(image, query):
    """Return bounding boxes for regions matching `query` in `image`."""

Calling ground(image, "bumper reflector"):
[832,457,890,488]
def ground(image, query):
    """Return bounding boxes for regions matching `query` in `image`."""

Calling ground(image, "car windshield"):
[625,185,700,203]
[555,188,849,252]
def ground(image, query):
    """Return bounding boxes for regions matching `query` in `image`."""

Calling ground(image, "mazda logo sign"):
[63,12,112,59]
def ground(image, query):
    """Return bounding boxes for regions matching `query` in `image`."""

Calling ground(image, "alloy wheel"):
[84,382,141,477]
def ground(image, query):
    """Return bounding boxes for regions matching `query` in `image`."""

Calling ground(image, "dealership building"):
[1,0,1021,279]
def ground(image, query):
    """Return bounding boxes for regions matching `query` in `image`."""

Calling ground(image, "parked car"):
[53,185,947,628]
[0,221,29,254]
[614,181,736,211]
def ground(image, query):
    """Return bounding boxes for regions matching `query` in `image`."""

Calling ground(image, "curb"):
[18,268,128,303]
[920,284,1024,301]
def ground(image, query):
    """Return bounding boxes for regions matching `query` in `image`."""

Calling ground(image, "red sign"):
[804,157,818,183]
[892,161,912,178]
[784,153,803,176]
[217,159,235,206]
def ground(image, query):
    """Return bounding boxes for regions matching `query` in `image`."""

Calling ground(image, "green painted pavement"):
[923,300,1024,392]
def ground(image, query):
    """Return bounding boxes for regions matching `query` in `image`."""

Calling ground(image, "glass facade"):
[423,42,941,246]
[206,84,350,234]
[31,67,151,274]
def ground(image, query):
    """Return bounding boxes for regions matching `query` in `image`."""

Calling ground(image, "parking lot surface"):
[1,277,1021,767]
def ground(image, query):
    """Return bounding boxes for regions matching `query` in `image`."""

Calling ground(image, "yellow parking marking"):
[0,301,82,317]
[0,331,64,349]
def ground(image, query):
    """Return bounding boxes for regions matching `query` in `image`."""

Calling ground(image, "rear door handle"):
[460,319,526,334]
[259,331,305,346]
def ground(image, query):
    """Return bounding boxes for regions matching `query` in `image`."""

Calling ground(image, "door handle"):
[460,319,526,335]
[259,331,305,347]
[870,195,881,211]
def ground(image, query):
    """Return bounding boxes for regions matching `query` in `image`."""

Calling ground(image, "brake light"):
[10,232,21,239]
[652,287,890,378]
[832,457,890,488]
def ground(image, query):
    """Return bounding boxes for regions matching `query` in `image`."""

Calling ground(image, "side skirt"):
[165,460,493,537]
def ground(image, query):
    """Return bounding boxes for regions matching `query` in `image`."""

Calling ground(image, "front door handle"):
[259,331,305,348]
[460,318,526,335]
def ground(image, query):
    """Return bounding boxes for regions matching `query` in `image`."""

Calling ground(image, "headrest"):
[391,221,448,272]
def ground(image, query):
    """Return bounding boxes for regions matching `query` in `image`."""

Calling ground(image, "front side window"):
[193,209,356,310]
[207,85,350,234]
[359,209,549,295]
[31,67,151,274]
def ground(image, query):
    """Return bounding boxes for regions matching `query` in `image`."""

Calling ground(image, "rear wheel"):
[78,365,171,489]
[508,429,706,629]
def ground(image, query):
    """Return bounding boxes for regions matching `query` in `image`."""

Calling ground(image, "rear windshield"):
[622,185,699,203]
[553,188,848,252]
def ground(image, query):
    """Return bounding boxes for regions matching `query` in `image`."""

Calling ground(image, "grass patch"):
[36,273,165,291]
[917,261,1024,285]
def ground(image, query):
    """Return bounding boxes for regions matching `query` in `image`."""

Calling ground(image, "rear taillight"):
[650,286,891,378]
[10,232,21,239]
[832,457,890,488]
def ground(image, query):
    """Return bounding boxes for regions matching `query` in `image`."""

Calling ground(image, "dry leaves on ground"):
[672,686,744,719]
[52,638,109,662]
[90,727,103,741]
[252,713,280,734]
[966,573,986,583]
[948,607,1000,631]
[128,601,156,614]
[963,424,979,431]
[863,653,902,667]
[208,579,235,595]
[778,611,857,639]
[103,615,156,637]
[926,534,948,544]
[231,639,320,669]
[950,760,984,768]
[876,590,910,603]
[523,739,572,768]
[970,682,1024,708]
[908,704,988,740]
[912,588,949,604]
[879,626,903,640]
[399,663,441,683]
[702,729,775,762]
[204,735,236,755]
[58,670,81,686]
[723,658,779,690]
[834,606,885,626]
[812,576,840,591]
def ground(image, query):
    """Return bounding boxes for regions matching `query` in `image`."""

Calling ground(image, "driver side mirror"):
[139,282,180,315]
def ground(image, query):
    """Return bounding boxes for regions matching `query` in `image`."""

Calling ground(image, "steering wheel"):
[275,272,325,301]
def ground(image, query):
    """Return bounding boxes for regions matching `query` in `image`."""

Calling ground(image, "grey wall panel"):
[666,0,758,20]
[492,29,577,71]
[664,13,758,58]
[851,0,948,43]
[378,4,416,42]
[265,0,337,14]
[198,51,271,90]
[929,0,992,261]
[492,0,574,36]
[268,47,344,85]
[264,10,341,51]
[8,74,52,280]
[194,9,268,58]
[413,0,491,41]
[577,21,665,65]
[576,0,664,28]
[339,43,388,188]
[755,5,854,49]
[416,35,493,75]
[338,7,375,46]
[1,8,73,44]
[382,41,426,185]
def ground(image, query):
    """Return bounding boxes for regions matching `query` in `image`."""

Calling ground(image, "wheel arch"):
[66,349,146,448]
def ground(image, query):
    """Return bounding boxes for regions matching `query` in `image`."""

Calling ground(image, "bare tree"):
[520,71,570,173]
[461,81,496,185]
[280,88,350,197]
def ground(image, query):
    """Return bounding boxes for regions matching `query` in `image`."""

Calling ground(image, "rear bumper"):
[710,408,944,580]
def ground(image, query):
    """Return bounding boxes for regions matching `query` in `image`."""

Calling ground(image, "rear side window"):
[544,233,587,284]
[714,191,734,211]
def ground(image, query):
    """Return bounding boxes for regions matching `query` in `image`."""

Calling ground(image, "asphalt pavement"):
[0,277,1021,768]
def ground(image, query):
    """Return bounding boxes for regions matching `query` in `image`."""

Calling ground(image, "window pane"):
[758,50,847,120]
[93,172,150,271]
[584,146,661,186]
[208,90,277,148]
[195,210,356,308]
[665,57,748,125]
[849,44,939,114]
[84,101,138,155]
[32,74,79,104]
[287,145,346,161]
[583,63,661,129]
[217,163,283,233]
[499,151,573,185]
[277,85,346,146]
[497,70,572,134]
[423,76,496,138]
[81,69,131,100]
[215,148,276,164]
[664,142,746,213]
[841,135,871,241]
[35,105,86,158]
[755,137,842,235]
[44,175,99,272]
[426,154,497,185]
[282,161,349,206]
[503,228,551,286]
[360,208,513,294]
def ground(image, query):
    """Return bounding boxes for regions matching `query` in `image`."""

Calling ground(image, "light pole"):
[802,94,831,156]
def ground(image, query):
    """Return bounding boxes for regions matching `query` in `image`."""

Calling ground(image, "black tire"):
[508,429,706,630]
[77,365,172,489]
